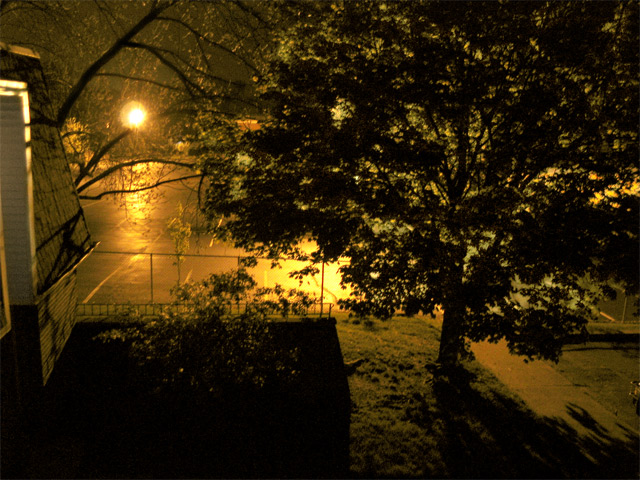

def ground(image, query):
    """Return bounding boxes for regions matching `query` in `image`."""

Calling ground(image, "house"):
[1,42,94,457]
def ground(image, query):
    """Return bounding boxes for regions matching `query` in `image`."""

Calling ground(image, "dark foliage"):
[202,1,639,365]
[98,268,316,396]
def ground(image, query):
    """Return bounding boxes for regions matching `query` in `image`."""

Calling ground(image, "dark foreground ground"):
[3,318,350,479]
[3,315,639,479]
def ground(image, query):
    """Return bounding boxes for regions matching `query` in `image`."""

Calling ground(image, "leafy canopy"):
[202,1,639,363]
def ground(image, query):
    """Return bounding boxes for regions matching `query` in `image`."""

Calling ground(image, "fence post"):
[150,253,154,303]
[320,261,325,318]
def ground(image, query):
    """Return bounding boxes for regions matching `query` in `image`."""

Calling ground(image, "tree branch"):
[229,0,270,27]
[56,2,175,128]
[60,129,92,140]
[92,0,122,37]
[94,72,182,91]
[75,128,132,186]
[125,40,248,92]
[76,157,196,193]
[79,174,203,200]
[124,41,210,98]
[156,15,259,73]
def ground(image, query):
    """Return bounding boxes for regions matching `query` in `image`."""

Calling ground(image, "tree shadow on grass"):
[9,320,350,479]
[408,368,639,478]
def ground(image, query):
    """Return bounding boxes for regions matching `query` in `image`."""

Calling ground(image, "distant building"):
[0,43,94,438]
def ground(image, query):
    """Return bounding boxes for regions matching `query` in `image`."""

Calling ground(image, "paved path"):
[472,340,639,447]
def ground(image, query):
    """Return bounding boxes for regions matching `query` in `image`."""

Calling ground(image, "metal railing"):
[76,301,334,319]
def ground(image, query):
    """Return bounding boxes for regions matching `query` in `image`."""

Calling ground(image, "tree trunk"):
[437,300,465,366]
[437,258,466,367]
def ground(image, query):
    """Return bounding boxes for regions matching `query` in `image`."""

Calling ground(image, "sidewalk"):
[472,340,639,446]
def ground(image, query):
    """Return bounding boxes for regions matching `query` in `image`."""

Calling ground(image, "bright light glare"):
[128,107,145,127]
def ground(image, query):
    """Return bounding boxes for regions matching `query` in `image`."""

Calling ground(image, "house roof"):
[0,44,93,295]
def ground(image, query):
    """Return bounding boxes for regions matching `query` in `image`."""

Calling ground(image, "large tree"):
[0,0,275,205]
[202,1,639,366]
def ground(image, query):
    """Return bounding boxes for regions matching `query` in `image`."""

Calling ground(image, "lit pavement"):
[472,335,640,449]
[77,181,349,305]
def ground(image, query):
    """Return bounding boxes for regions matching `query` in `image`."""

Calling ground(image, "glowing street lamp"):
[128,107,145,128]
[121,101,146,128]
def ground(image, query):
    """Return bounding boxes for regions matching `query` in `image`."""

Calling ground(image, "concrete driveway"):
[472,337,639,449]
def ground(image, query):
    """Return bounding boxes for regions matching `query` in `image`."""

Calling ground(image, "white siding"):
[0,84,37,305]
[0,178,11,338]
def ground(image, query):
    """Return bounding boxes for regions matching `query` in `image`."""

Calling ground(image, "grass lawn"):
[335,313,639,479]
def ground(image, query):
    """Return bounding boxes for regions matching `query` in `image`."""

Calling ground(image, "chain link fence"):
[76,250,638,322]
[76,250,349,316]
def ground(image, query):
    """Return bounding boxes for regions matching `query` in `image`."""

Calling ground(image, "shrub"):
[98,268,315,396]
[253,284,316,318]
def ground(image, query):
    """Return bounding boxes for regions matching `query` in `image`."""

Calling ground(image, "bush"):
[98,268,315,396]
